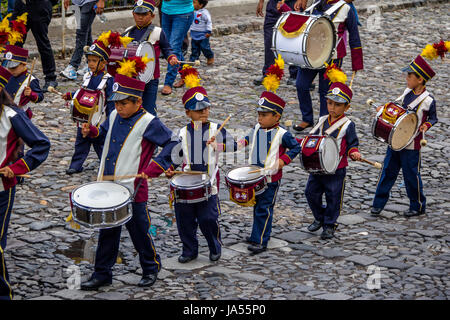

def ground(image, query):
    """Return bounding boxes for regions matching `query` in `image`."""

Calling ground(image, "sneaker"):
[77,64,89,76]
[60,64,77,80]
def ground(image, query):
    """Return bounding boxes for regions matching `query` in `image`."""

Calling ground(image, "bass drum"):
[108,41,156,83]
[272,11,336,69]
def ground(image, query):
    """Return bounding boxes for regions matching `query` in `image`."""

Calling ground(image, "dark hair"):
[125,96,140,103]
[409,72,427,85]
[198,0,208,8]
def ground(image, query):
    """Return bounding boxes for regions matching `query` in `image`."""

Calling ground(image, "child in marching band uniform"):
[122,0,179,112]
[162,66,237,263]
[62,31,118,175]
[302,67,361,239]
[371,43,444,218]
[240,56,301,254]
[79,56,178,291]
[3,45,43,119]
[0,66,50,300]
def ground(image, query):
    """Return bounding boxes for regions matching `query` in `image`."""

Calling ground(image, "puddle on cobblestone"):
[56,239,125,265]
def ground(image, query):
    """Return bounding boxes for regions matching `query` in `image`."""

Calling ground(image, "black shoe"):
[307,220,322,232]
[253,76,264,86]
[309,83,316,91]
[404,209,425,218]
[80,277,111,291]
[138,273,157,287]
[209,252,221,262]
[66,167,83,175]
[320,227,335,240]
[287,78,296,86]
[178,254,197,263]
[248,243,267,254]
[371,207,383,215]
[245,236,257,245]
[293,122,312,132]
[43,80,58,93]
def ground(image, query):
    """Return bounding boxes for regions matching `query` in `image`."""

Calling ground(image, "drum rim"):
[272,12,336,69]
[388,111,419,151]
[71,181,132,210]
[318,135,339,174]
[72,206,133,229]
[170,173,211,189]
[136,41,156,83]
[225,165,266,184]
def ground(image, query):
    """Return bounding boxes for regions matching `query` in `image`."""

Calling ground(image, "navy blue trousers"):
[174,195,222,257]
[249,180,281,246]
[190,37,214,60]
[295,58,342,124]
[142,79,159,116]
[69,127,103,171]
[263,4,298,79]
[0,187,15,300]
[373,148,426,212]
[92,202,161,282]
[305,168,346,228]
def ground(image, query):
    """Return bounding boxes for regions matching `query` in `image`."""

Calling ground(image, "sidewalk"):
[26,0,447,58]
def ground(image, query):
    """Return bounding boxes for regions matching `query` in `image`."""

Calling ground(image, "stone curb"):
[30,0,447,59]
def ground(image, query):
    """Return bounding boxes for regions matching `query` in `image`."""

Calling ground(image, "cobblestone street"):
[4,1,449,300]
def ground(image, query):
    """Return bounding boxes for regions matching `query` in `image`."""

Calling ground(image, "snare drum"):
[108,41,156,83]
[71,181,132,229]
[300,135,340,174]
[170,173,212,204]
[225,166,267,207]
[272,11,336,69]
[372,102,419,151]
[70,88,105,126]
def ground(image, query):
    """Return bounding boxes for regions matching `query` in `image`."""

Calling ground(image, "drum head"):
[171,173,210,188]
[321,137,340,173]
[227,166,262,182]
[136,42,156,83]
[90,93,105,126]
[72,182,131,209]
[390,113,418,150]
[306,17,335,68]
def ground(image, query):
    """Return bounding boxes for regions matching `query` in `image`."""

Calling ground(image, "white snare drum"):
[108,41,156,83]
[170,173,212,204]
[71,181,132,229]
[272,11,336,69]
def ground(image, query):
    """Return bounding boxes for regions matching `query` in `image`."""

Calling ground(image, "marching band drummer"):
[302,67,361,240]
[62,32,117,175]
[122,0,179,116]
[144,66,238,264]
[371,53,438,218]
[290,0,364,132]
[0,66,51,300]
[79,58,178,290]
[240,57,301,254]
[3,45,44,120]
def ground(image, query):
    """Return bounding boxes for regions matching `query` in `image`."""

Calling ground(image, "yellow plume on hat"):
[421,40,449,60]
[180,64,202,89]
[262,54,285,93]
[324,62,347,84]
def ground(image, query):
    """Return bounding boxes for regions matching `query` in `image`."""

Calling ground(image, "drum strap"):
[324,116,349,136]
[122,25,155,43]
[324,0,347,18]
[13,73,36,107]
[407,91,430,111]
[309,116,329,135]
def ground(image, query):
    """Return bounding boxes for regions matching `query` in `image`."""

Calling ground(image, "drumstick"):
[48,86,63,95]
[248,168,264,174]
[171,170,204,175]
[359,157,382,169]
[27,57,37,87]
[179,60,200,67]
[61,185,80,191]
[349,71,356,89]
[210,114,233,141]
[420,128,427,147]
[0,173,31,178]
